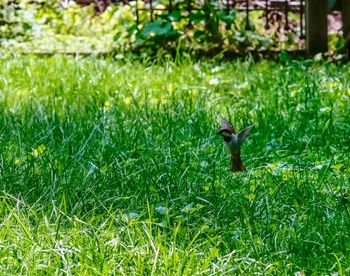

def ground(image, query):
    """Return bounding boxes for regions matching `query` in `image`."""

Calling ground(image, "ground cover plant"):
[0,55,350,274]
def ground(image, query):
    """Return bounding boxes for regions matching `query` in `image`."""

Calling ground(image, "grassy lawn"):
[0,55,350,274]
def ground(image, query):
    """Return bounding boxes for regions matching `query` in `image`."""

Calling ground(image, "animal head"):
[217,117,255,145]
[217,118,235,142]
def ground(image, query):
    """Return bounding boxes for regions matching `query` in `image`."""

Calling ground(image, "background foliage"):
[1,0,335,56]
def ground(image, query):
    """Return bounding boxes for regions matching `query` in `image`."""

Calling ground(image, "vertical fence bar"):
[299,0,304,38]
[285,0,289,30]
[136,0,139,27]
[245,0,250,30]
[339,0,350,54]
[150,0,153,21]
[169,0,173,13]
[187,0,192,28]
[264,0,269,29]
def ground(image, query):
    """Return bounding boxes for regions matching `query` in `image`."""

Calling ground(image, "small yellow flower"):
[123,96,132,105]
[15,157,27,164]
[104,100,111,109]
[245,193,256,200]
[331,164,342,170]
[32,144,46,158]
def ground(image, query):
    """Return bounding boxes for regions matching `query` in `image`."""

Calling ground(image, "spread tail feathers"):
[231,152,245,172]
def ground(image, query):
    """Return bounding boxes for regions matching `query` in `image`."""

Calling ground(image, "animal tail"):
[231,152,245,172]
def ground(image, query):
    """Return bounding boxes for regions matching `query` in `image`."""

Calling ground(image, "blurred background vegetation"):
[0,0,344,57]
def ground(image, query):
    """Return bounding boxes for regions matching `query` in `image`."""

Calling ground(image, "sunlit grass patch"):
[0,56,350,274]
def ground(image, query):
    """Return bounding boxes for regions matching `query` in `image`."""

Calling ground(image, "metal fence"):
[2,0,348,56]
[136,0,305,39]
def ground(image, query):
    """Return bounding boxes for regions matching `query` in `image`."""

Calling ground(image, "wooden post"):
[305,0,328,56]
[339,0,350,54]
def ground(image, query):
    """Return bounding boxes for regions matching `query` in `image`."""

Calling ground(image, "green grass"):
[0,55,350,274]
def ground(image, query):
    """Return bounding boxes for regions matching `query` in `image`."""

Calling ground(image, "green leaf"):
[219,10,236,24]
[168,10,182,22]
[188,12,206,23]
[23,22,32,31]
[194,30,206,38]
[218,10,236,29]
[113,32,121,41]
[127,25,137,34]
[137,20,179,40]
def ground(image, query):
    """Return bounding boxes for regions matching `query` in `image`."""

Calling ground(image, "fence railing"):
[136,0,304,40]
[2,0,350,56]
[135,0,350,56]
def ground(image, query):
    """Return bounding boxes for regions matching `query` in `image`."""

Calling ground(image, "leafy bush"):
[0,0,345,57]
